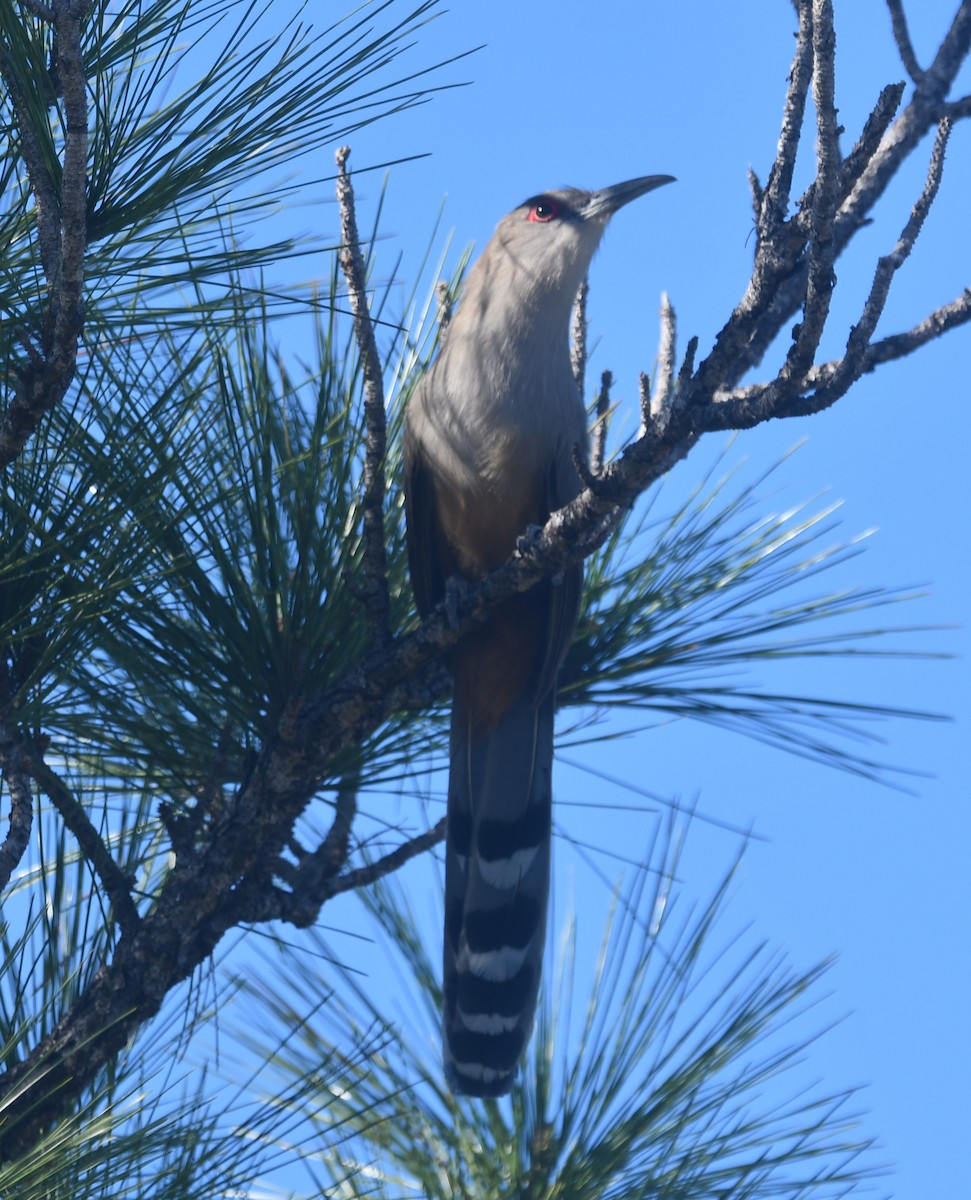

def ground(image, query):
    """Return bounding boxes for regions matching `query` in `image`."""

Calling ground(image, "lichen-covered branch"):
[336,145,392,650]
[649,292,677,434]
[250,779,359,926]
[0,0,90,470]
[0,722,33,893]
[571,278,589,396]
[783,0,840,381]
[707,116,955,426]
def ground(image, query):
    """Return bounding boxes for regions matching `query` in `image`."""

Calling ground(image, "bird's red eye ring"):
[527,197,561,223]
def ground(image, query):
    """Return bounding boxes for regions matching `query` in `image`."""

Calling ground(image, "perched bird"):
[404,175,674,1096]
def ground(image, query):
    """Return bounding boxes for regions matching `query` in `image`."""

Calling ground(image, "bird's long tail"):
[442,687,554,1096]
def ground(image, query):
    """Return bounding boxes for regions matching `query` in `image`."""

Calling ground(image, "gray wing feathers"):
[443,689,555,1096]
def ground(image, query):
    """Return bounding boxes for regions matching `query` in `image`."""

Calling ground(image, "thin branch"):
[730,81,906,385]
[336,145,391,650]
[808,115,952,406]
[590,370,612,477]
[649,292,677,433]
[0,45,59,278]
[764,0,815,224]
[886,0,926,82]
[238,811,445,927]
[841,1,971,224]
[637,373,650,441]
[691,0,815,401]
[571,278,589,396]
[0,0,89,470]
[783,0,841,381]
[710,120,956,426]
[251,781,359,926]
[944,92,971,117]
[319,816,446,901]
[864,287,971,363]
[677,335,698,396]
[747,167,763,219]
[709,0,968,401]
[0,721,33,894]
[49,0,89,366]
[31,755,141,937]
[834,81,906,206]
[716,288,971,410]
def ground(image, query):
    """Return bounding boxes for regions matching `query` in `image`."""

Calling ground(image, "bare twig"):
[677,335,698,396]
[253,780,359,925]
[864,287,971,362]
[809,116,953,406]
[50,0,88,362]
[691,0,969,407]
[764,0,815,224]
[747,167,763,219]
[841,2,971,222]
[31,755,140,937]
[571,278,589,396]
[649,292,677,432]
[590,370,612,477]
[784,0,841,381]
[886,0,925,82]
[690,0,815,402]
[318,815,446,901]
[835,81,906,204]
[945,92,971,118]
[637,373,651,440]
[710,119,955,427]
[242,807,444,926]
[733,80,906,382]
[0,45,59,277]
[720,287,971,406]
[336,146,391,650]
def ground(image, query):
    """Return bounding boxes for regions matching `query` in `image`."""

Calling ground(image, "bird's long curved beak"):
[585,174,676,219]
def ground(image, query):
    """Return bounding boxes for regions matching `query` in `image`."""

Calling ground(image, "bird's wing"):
[403,431,451,619]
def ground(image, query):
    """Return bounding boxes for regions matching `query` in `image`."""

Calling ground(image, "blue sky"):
[307,2,970,1193]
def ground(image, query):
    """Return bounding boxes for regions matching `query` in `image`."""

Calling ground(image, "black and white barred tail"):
[442,690,554,1096]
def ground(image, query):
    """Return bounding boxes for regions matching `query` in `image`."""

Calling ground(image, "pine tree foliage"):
[227,824,882,1199]
[0,0,968,1191]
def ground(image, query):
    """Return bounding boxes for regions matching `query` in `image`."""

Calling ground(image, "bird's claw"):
[516,524,543,555]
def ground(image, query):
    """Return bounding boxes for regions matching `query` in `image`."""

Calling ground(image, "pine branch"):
[0,0,90,470]
[0,722,33,893]
[30,755,141,937]
[336,145,392,651]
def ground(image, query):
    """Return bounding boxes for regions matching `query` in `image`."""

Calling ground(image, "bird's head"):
[488,175,675,307]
